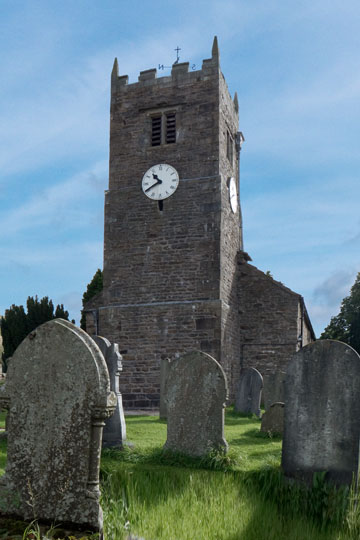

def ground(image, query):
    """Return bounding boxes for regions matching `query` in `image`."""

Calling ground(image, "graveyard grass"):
[0,409,359,539]
[100,409,360,540]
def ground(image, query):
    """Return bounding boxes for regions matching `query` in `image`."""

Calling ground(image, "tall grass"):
[0,409,359,539]
[100,410,360,540]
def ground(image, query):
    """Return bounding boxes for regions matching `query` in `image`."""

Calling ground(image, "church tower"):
[86,37,244,407]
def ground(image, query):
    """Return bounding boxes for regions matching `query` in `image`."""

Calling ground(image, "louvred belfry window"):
[151,113,177,146]
[166,113,176,144]
[151,116,162,146]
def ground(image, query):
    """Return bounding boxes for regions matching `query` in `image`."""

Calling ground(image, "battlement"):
[111,36,221,91]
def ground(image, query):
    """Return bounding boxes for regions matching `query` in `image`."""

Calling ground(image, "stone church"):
[84,37,315,408]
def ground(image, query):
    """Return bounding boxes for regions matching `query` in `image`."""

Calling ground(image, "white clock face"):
[142,164,179,200]
[229,177,238,213]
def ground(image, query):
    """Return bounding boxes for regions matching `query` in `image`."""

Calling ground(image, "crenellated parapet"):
[111,35,221,92]
[110,36,238,119]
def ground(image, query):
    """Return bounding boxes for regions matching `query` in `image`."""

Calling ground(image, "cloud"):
[0,161,107,235]
[313,270,355,307]
[0,240,102,269]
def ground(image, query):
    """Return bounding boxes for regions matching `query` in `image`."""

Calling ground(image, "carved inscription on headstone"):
[282,340,360,486]
[0,319,116,532]
[93,335,126,447]
[235,367,263,417]
[164,351,228,456]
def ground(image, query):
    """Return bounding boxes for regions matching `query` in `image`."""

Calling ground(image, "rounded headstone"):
[234,367,263,417]
[164,351,228,456]
[260,402,284,435]
[0,319,116,532]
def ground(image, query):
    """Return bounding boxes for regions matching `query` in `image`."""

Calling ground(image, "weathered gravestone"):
[234,367,263,417]
[282,340,360,486]
[0,319,116,533]
[159,357,172,420]
[164,351,228,456]
[260,402,284,435]
[93,335,126,447]
[262,369,286,411]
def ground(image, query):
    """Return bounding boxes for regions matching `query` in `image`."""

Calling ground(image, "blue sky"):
[0,0,359,336]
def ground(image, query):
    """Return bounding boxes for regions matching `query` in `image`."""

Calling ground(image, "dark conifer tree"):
[80,269,103,330]
[1,296,70,371]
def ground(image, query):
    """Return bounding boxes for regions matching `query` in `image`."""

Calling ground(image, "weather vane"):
[158,46,196,71]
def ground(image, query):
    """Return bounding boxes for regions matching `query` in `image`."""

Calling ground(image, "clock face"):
[142,164,179,200]
[229,177,238,213]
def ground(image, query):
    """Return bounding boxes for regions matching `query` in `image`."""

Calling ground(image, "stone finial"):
[233,92,239,113]
[212,36,220,64]
[111,57,119,82]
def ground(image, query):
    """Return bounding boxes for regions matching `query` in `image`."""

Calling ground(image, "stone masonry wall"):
[91,42,243,407]
[218,71,242,399]
[238,256,305,378]
[97,301,222,408]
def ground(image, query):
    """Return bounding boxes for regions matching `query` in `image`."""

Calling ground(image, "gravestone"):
[282,340,360,486]
[0,319,116,533]
[93,335,126,447]
[164,351,228,456]
[260,402,284,435]
[262,369,286,411]
[159,357,172,420]
[234,367,263,417]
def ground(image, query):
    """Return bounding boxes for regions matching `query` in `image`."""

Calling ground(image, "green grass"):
[100,410,360,540]
[0,409,359,539]
[0,411,6,430]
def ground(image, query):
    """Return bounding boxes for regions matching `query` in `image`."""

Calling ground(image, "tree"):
[320,272,360,354]
[1,295,70,371]
[80,269,103,330]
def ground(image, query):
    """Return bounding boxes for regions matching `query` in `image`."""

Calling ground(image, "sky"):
[0,0,359,337]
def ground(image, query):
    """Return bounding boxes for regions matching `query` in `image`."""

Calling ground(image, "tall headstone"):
[159,357,172,420]
[0,319,116,533]
[164,351,228,456]
[282,340,360,486]
[93,335,126,447]
[262,369,286,411]
[234,367,263,417]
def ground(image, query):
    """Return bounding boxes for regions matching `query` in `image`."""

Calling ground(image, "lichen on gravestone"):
[282,339,360,486]
[164,350,228,457]
[0,319,116,534]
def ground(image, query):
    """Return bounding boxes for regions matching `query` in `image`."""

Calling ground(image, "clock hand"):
[145,179,162,192]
